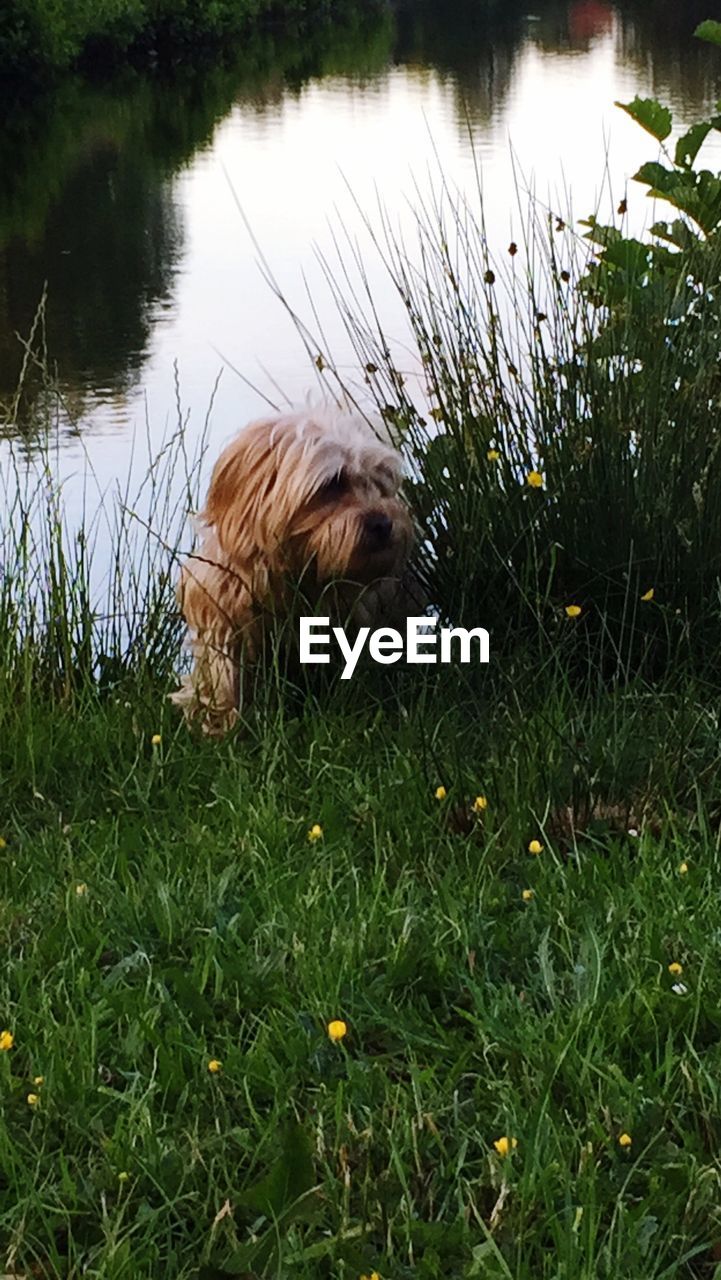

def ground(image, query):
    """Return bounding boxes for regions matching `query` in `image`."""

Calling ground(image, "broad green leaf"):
[650,219,698,251]
[616,96,672,142]
[695,170,721,231]
[631,162,721,232]
[602,238,651,279]
[578,216,621,248]
[695,19,721,47]
[633,160,676,194]
[161,966,215,1026]
[237,1121,315,1218]
[675,122,712,168]
[645,164,697,194]
[222,1189,324,1275]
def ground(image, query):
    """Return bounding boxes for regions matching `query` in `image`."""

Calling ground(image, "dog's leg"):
[170,545,251,736]
[170,628,240,736]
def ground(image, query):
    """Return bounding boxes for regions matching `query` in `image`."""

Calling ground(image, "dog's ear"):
[202,419,279,559]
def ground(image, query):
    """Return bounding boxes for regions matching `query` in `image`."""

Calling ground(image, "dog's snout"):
[364,511,393,549]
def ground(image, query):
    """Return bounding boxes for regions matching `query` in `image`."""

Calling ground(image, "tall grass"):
[292,168,721,678]
[0,364,210,709]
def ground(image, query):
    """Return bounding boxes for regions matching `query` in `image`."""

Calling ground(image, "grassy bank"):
[0,0,388,80]
[4,633,721,1277]
[3,403,721,1278]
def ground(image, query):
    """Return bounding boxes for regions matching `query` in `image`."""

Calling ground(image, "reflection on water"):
[0,144,182,411]
[0,0,718,457]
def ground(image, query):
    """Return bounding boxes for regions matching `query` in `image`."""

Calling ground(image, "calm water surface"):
[1,0,720,513]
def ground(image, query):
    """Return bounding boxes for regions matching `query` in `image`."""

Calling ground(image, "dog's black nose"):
[365,512,393,548]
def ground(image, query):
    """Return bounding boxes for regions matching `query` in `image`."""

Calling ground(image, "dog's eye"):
[317,473,347,500]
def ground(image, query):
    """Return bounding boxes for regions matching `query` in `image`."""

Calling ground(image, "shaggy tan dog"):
[171,403,416,734]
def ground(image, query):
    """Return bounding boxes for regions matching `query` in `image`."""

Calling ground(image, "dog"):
[171,402,416,734]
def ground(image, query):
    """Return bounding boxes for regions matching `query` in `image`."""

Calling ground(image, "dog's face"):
[202,407,413,585]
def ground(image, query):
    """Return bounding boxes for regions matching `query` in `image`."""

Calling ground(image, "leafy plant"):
[579,21,721,349]
[297,19,721,676]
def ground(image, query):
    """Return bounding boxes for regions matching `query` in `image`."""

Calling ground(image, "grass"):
[294,165,721,672]
[3,620,721,1277]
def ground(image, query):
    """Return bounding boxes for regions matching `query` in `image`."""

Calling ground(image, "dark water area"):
[1,0,719,486]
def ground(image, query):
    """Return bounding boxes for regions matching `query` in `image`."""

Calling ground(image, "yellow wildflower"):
[493,1136,518,1157]
[528,839,543,855]
[640,588,654,602]
[207,1059,222,1074]
[487,450,500,462]
[151,733,162,745]
[27,1093,39,1107]
[435,786,447,801]
[307,824,323,842]
[522,889,534,902]
[75,883,88,897]
[668,962,683,976]
[527,470,544,488]
[33,1076,44,1086]
[472,795,488,813]
[679,861,689,875]
[618,1132,632,1147]
[565,605,582,618]
[327,1019,348,1042]
[0,1030,14,1052]
[118,1171,130,1183]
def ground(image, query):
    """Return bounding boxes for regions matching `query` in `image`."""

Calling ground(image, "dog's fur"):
[171,403,416,733]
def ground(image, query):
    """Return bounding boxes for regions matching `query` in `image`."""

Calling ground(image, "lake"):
[1,0,719,513]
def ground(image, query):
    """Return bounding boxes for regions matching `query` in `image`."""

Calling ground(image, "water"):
[1,0,719,507]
